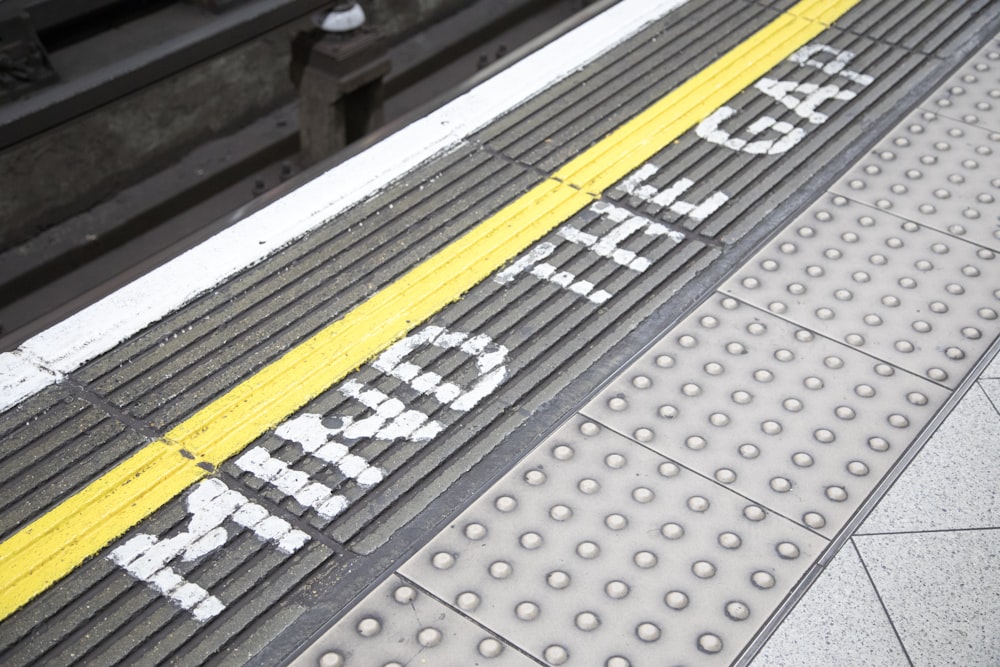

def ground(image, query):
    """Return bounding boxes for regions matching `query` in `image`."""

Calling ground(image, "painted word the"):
[495,201,685,304]
[615,165,730,222]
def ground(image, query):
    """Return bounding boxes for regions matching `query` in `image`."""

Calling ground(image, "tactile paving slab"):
[291,574,536,667]
[927,36,1000,133]
[583,294,950,538]
[831,110,1000,251]
[399,417,827,667]
[722,195,1000,388]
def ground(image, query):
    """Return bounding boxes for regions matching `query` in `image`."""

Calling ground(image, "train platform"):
[2,0,999,665]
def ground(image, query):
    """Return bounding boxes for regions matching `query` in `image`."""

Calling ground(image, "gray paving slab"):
[858,382,1000,534]
[749,542,909,667]
[853,529,1000,666]
[722,194,1000,389]
[982,377,1000,409]
[927,36,1000,134]
[984,351,1000,379]
[583,293,949,539]
[400,416,828,667]
[831,109,1000,252]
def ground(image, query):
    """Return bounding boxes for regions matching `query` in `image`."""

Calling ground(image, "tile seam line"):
[855,524,1000,538]
[718,290,955,391]
[392,572,548,666]
[849,538,917,666]
[0,0,865,621]
[576,407,836,540]
[923,106,1000,135]
[823,186,1000,258]
[0,0,695,413]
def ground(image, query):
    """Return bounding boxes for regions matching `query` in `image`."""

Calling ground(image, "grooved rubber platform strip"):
[1,1,998,665]
[0,387,146,541]
[473,0,783,173]
[754,0,994,56]
[74,146,537,430]
[482,2,943,246]
[604,29,921,242]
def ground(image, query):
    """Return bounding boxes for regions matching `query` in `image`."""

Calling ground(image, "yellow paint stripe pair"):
[0,0,862,620]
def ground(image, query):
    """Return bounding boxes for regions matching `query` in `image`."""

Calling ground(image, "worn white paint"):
[615,170,731,221]
[697,44,874,155]
[274,410,390,483]
[235,446,350,518]
[243,325,509,524]
[789,44,874,86]
[373,326,509,412]
[495,243,557,285]
[496,201,685,304]
[4,0,692,410]
[754,78,857,124]
[0,352,59,413]
[109,478,310,621]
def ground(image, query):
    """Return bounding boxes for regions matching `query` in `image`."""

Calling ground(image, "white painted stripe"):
[0,352,60,412]
[5,0,690,408]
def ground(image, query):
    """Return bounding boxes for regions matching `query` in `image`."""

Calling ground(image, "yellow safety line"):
[0,0,862,620]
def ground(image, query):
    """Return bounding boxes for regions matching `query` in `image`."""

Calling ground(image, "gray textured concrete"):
[854,529,1000,666]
